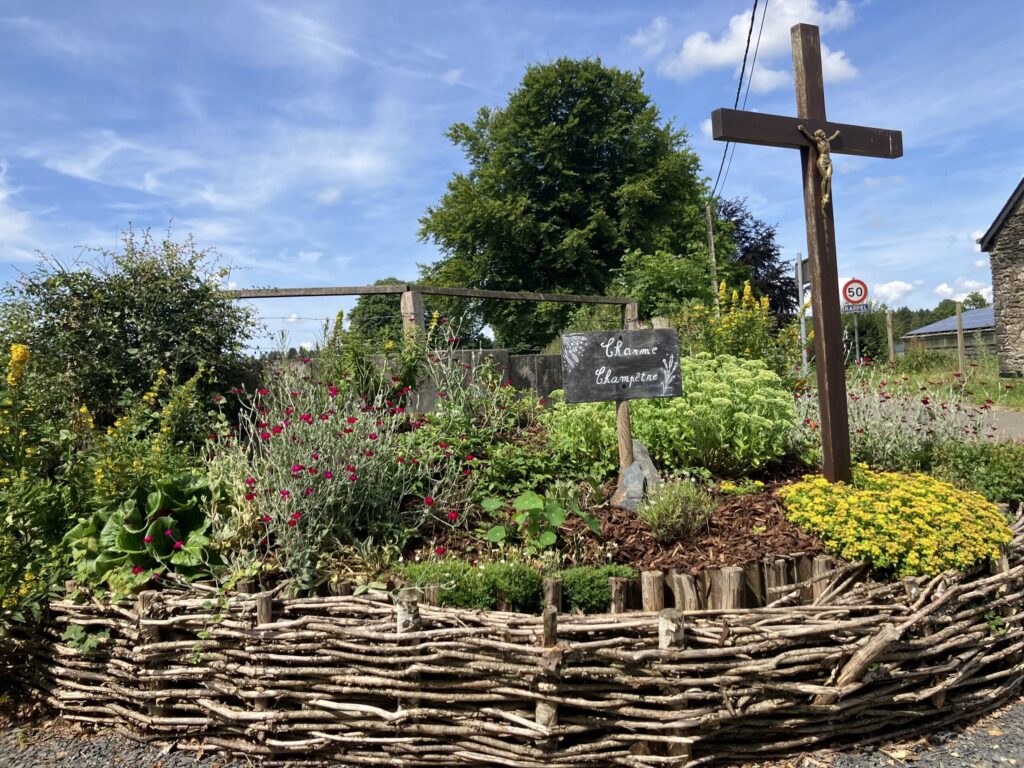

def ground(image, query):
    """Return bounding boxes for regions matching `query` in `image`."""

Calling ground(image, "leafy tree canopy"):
[0,228,254,424]
[419,58,707,351]
[347,277,405,341]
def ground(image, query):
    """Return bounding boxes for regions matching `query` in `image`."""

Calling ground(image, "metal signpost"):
[841,278,869,362]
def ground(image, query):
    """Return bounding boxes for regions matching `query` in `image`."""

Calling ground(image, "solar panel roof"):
[903,306,994,337]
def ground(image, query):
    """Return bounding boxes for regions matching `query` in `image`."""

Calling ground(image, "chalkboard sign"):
[560,329,682,403]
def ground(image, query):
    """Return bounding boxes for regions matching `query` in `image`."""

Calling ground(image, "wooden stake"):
[400,290,425,333]
[641,571,665,612]
[956,301,967,374]
[615,301,640,469]
[705,201,721,318]
[658,609,686,650]
[542,578,562,613]
[886,310,895,364]
[667,569,702,611]
[609,577,629,614]
[709,567,744,610]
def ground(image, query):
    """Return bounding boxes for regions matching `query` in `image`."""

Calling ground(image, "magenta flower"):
[348,474,358,482]
[447,511,458,522]
[173,541,184,550]
[434,546,446,556]
[304,487,314,496]
[260,431,272,440]
[280,489,291,498]
[244,492,256,501]
[164,529,174,537]
[368,433,378,441]
[323,471,334,479]
[143,535,153,544]
[424,496,435,507]
[245,476,257,486]
[291,464,305,473]
[260,515,272,523]
[256,388,269,395]
[287,519,298,527]
[132,566,144,575]
[310,452,319,460]
[291,512,303,520]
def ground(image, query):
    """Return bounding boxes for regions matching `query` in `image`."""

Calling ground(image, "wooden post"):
[658,609,686,650]
[535,606,559,735]
[609,577,629,614]
[886,310,895,364]
[641,571,665,612]
[136,590,166,717]
[709,567,744,610]
[705,201,721,318]
[424,584,441,607]
[764,558,791,602]
[400,289,425,333]
[667,569,702,611]
[811,556,834,602]
[255,593,274,712]
[395,587,422,634]
[543,578,562,612]
[956,301,967,373]
[615,301,640,469]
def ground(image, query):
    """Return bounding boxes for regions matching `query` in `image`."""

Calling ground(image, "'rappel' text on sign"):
[560,329,683,403]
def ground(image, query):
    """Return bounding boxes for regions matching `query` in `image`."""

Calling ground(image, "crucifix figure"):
[711,23,902,483]
[797,124,840,209]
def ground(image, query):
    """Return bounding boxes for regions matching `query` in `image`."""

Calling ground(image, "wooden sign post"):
[711,23,902,483]
[561,309,681,508]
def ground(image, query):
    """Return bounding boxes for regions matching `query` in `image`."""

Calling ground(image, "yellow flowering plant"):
[780,466,1012,577]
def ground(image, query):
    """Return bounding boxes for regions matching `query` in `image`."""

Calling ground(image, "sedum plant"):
[780,466,1012,577]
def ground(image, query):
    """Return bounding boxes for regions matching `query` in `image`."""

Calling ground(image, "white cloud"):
[973,257,988,269]
[934,282,954,298]
[297,250,322,264]
[314,186,342,205]
[971,229,985,252]
[934,278,993,303]
[655,0,856,91]
[873,280,914,304]
[700,118,713,139]
[0,162,42,262]
[299,340,314,350]
[441,67,464,86]
[626,17,669,57]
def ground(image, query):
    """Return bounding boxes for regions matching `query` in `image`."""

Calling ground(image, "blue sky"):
[2,0,1022,350]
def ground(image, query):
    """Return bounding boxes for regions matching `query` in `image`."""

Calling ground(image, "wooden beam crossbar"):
[711,109,902,158]
[225,284,632,305]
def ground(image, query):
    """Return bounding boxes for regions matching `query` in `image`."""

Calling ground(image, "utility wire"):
[709,0,760,201]
[718,0,770,199]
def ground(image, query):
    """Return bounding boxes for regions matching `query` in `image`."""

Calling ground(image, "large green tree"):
[419,58,707,351]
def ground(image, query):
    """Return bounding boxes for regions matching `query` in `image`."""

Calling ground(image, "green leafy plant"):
[401,560,492,610]
[484,491,600,554]
[718,478,766,496]
[931,440,1024,505]
[780,466,1012,577]
[558,565,637,614]
[63,475,219,592]
[60,625,110,656]
[637,479,715,542]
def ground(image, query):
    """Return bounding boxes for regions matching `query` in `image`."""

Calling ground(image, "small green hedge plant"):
[558,564,637,614]
[544,354,794,476]
[780,466,1012,577]
[401,560,543,613]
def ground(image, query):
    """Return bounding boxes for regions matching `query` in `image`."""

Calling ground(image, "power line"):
[709,0,760,201]
[718,0,770,199]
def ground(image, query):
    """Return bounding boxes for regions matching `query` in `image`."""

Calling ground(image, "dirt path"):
[993,407,1024,441]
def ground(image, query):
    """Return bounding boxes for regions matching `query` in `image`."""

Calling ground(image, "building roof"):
[903,306,994,338]
[979,176,1024,253]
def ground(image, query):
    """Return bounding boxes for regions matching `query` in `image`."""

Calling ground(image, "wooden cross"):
[710,23,901,483]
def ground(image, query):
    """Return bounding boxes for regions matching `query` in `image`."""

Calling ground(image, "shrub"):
[637,480,715,542]
[0,228,254,426]
[558,564,637,614]
[932,440,1024,504]
[545,354,794,476]
[400,560,542,612]
[780,467,1012,577]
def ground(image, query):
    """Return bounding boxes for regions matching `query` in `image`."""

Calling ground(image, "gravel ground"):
[3,698,1024,767]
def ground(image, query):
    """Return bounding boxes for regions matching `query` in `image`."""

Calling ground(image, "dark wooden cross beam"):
[711,23,902,483]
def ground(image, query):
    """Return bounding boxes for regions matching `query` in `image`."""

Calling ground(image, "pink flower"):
[164,529,174,537]
[260,515,272,523]
[287,519,298,527]
[328,386,339,398]
[434,546,446,556]
[280,489,291,498]
[364,450,374,457]
[446,511,458,522]
[245,476,257,486]
[348,474,358,482]
[244,492,256,501]
[300,413,313,424]
[304,487,314,496]
[260,431,272,440]
[396,456,406,464]
[173,541,184,550]
[143,535,153,543]
[272,425,284,435]
[311,452,320,460]
[465,454,476,461]
[291,512,303,520]
[132,566,144,575]
[424,496,435,507]
[323,471,334,480]
[256,388,269,395]
[291,464,305,473]
[368,433,378,441]
[463,468,473,476]
[346,417,358,424]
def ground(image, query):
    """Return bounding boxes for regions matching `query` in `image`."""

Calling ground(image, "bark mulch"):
[560,487,827,573]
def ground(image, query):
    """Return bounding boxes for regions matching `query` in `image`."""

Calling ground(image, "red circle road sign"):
[842,278,869,305]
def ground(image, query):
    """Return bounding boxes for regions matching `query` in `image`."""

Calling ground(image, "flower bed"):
[18,511,1024,767]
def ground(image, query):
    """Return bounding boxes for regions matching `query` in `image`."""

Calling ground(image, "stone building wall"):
[990,199,1024,377]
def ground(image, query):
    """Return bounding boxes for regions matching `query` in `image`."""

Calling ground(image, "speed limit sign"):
[842,278,868,305]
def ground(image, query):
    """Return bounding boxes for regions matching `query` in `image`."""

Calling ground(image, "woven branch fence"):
[17,512,1024,766]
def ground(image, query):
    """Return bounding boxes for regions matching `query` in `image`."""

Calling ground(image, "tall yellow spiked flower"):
[6,344,29,386]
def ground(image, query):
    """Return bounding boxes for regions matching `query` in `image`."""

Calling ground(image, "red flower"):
[285,406,295,416]
[272,425,284,435]
[287,519,298,527]
[348,474,358,482]
[245,476,256,486]
[346,416,358,424]
[304,487,314,496]
[463,468,473,476]
[343,427,354,434]
[396,456,406,463]
[280,489,291,498]
[368,433,379,440]
[465,454,475,461]
[257,388,270,395]
[345,464,356,472]
[291,464,305,473]
[328,386,339,398]
[364,450,374,457]
[173,541,184,550]
[132,566,144,575]
[446,511,458,522]
[434,546,446,556]
[244,492,256,501]
[260,515,272,523]
[260,431,272,440]
[143,535,153,543]
[164,529,174,537]
[291,512,303,520]
[323,471,334,479]
[424,496,435,507]
[300,413,313,424]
